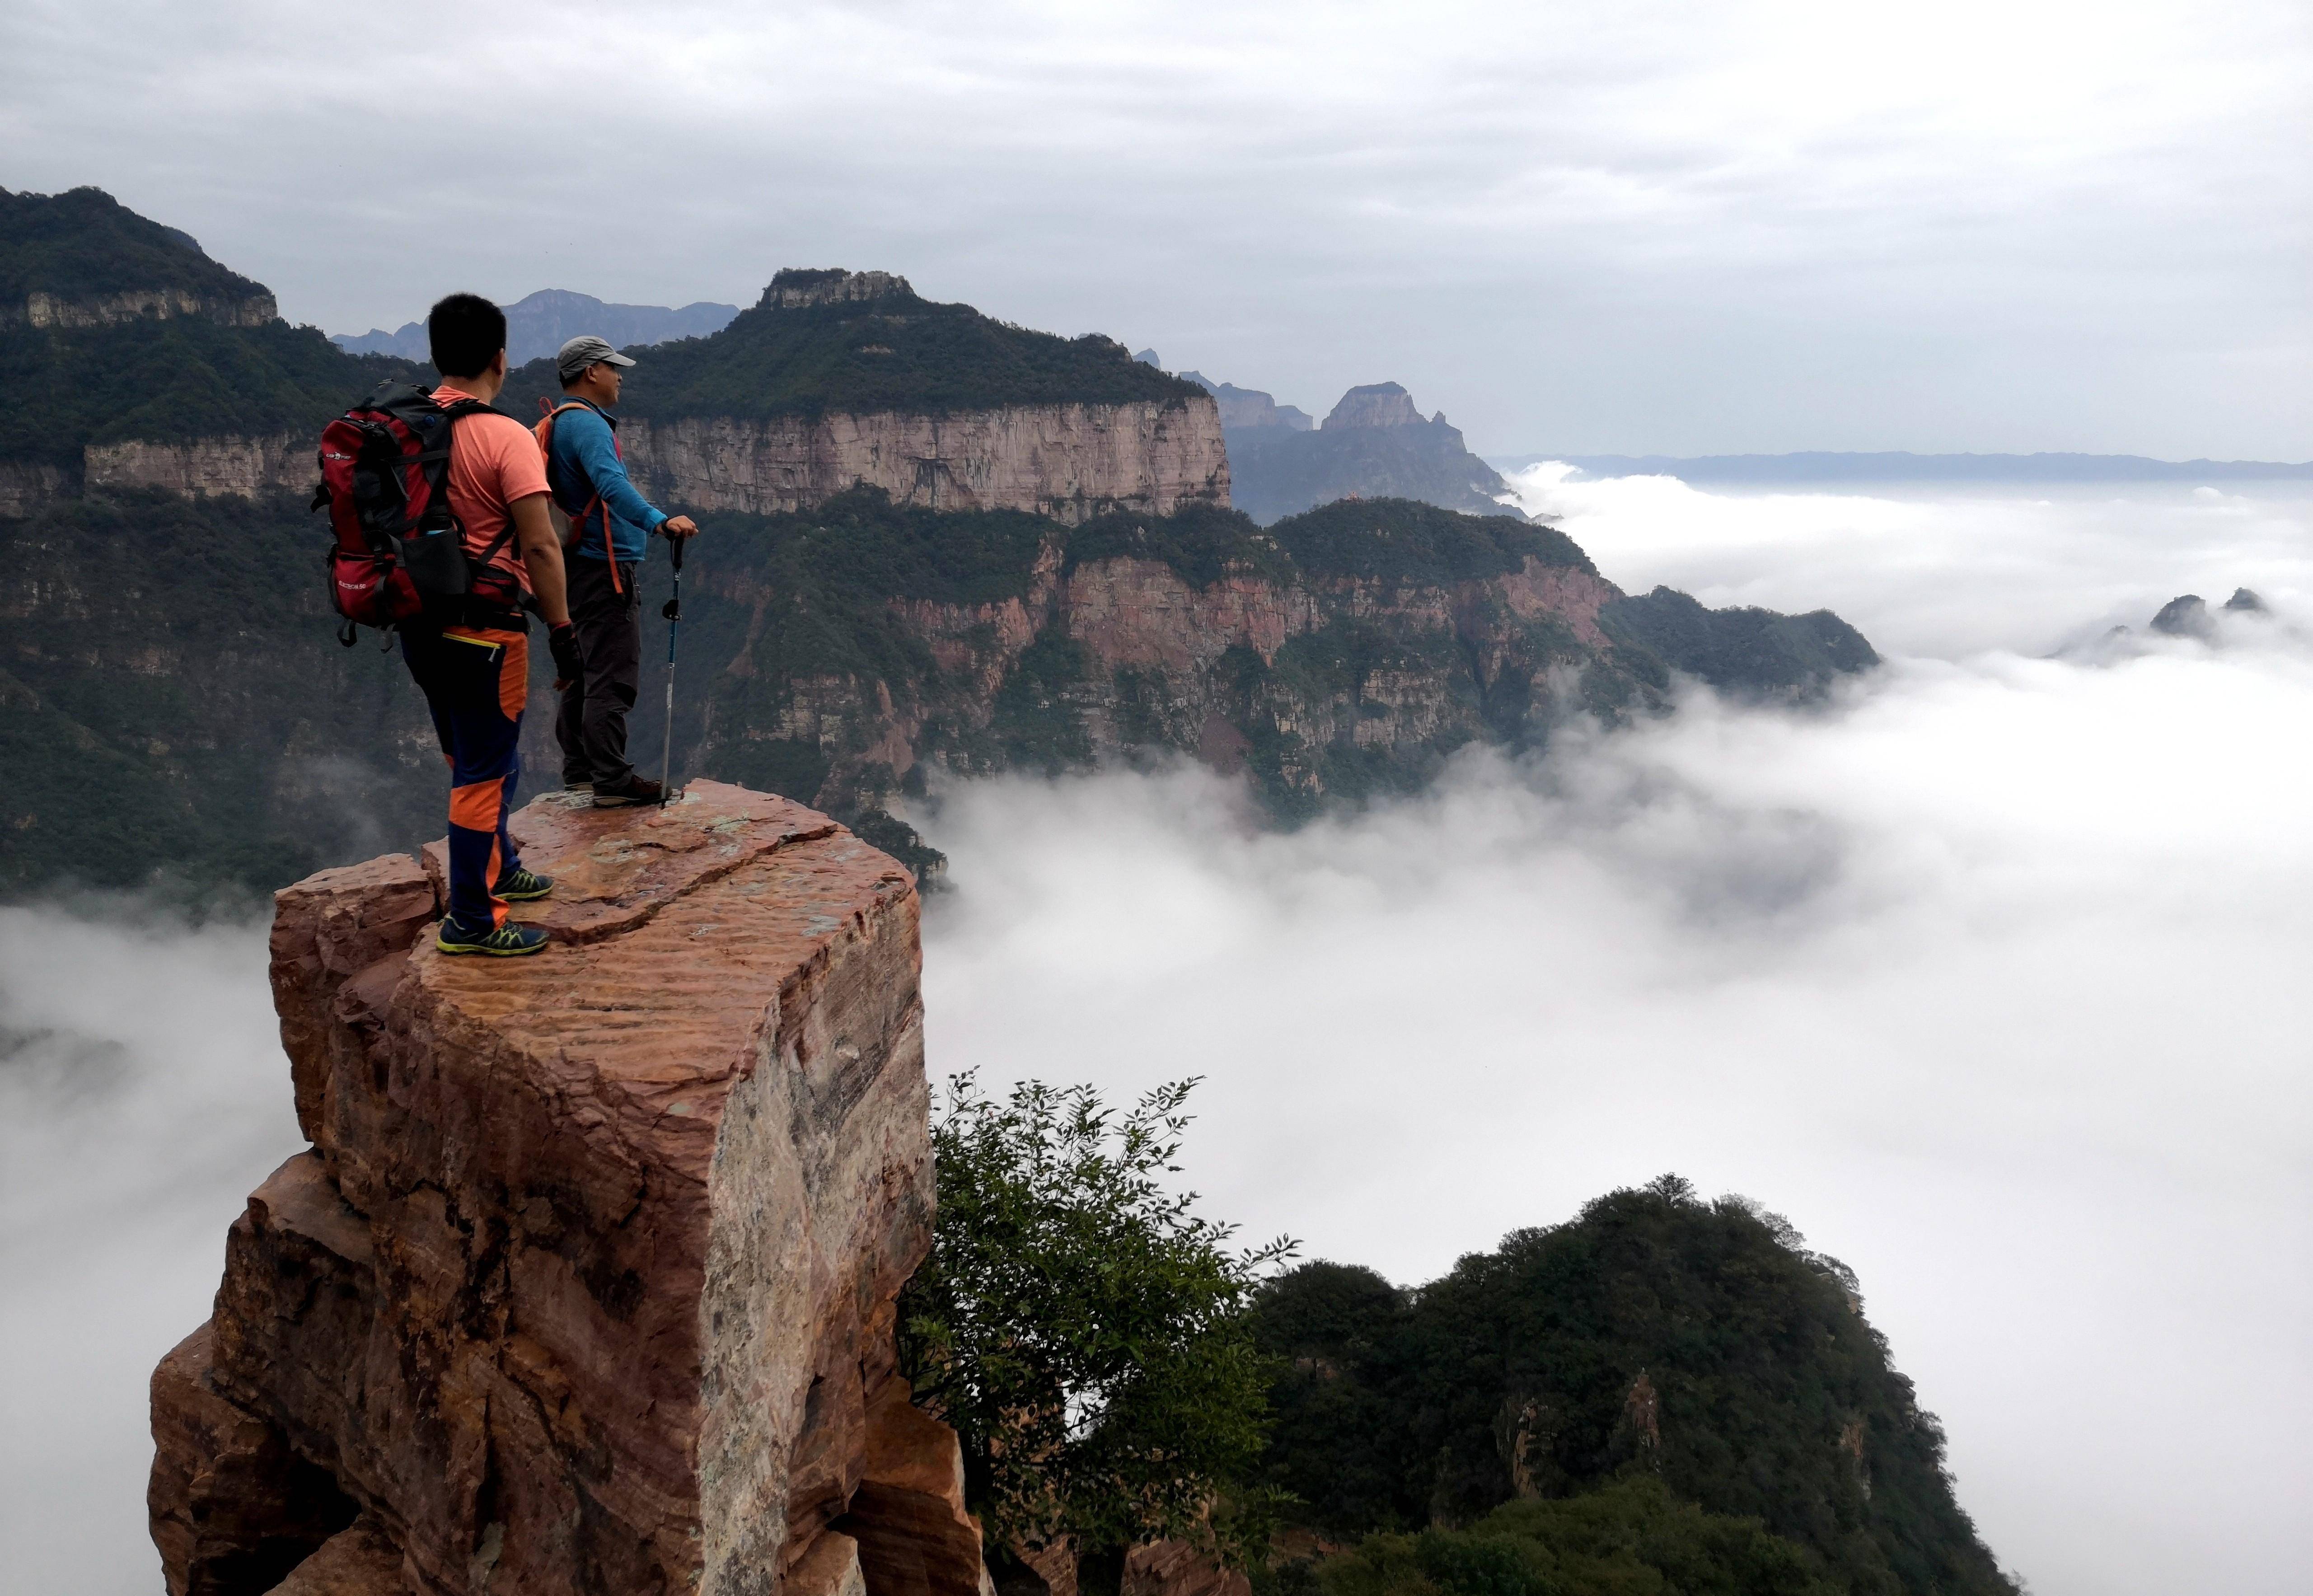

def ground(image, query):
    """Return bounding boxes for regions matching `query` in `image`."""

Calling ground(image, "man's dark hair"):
[427,293,506,379]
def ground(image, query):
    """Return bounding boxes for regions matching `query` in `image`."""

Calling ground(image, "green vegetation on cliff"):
[1300,1479,1842,1596]
[0,489,442,894]
[500,267,1205,422]
[1251,1179,2016,1596]
[1272,498,1592,584]
[0,186,263,306]
[0,317,406,464]
[0,187,418,462]
[1601,589,1880,698]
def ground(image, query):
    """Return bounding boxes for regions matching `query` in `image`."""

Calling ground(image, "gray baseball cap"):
[556,335,636,382]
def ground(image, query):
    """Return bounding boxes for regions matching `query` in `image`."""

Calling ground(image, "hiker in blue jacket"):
[538,335,699,806]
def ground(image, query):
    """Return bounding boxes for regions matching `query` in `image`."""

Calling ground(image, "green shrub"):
[899,1075,1294,1561]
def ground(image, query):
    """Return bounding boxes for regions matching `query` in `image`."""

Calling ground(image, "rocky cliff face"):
[84,432,306,497]
[623,401,1229,524]
[11,284,278,328]
[0,459,72,516]
[150,782,991,1596]
[665,493,1861,839]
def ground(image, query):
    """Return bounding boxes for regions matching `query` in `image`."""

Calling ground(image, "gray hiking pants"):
[555,552,641,787]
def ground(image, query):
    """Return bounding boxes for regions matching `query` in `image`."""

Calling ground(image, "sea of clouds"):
[4,474,2308,1595]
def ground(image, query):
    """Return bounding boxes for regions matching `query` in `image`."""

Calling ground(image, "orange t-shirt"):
[434,384,549,594]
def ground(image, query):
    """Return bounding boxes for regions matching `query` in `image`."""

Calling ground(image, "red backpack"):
[311,383,522,644]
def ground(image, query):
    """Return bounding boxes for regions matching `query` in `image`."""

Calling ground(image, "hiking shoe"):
[435,919,551,958]
[562,777,593,794]
[493,866,554,902]
[592,772,665,808]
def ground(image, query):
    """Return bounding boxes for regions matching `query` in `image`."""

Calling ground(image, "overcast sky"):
[5,1,2307,454]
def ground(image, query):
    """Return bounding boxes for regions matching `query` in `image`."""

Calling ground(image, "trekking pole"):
[658,533,684,807]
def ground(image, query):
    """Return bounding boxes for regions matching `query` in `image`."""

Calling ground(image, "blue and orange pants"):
[402,623,529,931]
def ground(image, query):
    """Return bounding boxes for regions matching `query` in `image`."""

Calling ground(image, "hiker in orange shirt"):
[405,293,584,957]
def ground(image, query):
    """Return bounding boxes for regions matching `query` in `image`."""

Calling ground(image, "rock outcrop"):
[150,782,986,1596]
[623,402,1229,525]
[1318,383,1427,431]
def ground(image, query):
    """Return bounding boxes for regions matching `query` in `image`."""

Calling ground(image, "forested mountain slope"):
[1253,1180,2018,1596]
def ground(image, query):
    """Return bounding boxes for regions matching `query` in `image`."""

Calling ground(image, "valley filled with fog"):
[5,476,2308,1596]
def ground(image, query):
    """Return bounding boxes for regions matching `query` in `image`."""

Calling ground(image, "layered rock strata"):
[712,525,1629,817]
[624,401,1229,524]
[150,782,987,1596]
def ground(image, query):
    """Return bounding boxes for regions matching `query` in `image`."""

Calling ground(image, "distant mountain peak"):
[1323,382,1424,430]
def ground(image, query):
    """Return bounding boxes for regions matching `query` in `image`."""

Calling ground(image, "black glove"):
[548,622,584,686]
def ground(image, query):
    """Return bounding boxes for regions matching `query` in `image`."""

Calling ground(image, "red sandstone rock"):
[268,1518,409,1595]
[268,852,438,1138]
[1121,1542,1249,1596]
[154,782,968,1596]
[149,1325,358,1596]
[839,1372,995,1596]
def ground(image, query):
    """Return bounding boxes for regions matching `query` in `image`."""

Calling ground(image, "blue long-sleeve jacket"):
[542,399,666,565]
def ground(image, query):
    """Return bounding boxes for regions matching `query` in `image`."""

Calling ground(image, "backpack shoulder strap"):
[532,400,622,593]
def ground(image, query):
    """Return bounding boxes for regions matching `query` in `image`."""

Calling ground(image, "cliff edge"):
[149,781,987,1596]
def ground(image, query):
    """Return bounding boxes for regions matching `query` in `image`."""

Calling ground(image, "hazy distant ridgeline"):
[1493,451,2313,483]
[332,286,740,367]
[1153,359,1523,524]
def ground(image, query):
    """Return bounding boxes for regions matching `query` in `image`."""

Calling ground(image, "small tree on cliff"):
[899,1073,1294,1565]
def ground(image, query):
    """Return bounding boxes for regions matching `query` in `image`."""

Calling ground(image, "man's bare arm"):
[512,493,569,627]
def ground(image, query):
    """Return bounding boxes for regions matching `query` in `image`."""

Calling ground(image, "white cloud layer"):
[3,0,2306,455]
[3,481,2309,1594]
[915,481,2313,1595]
